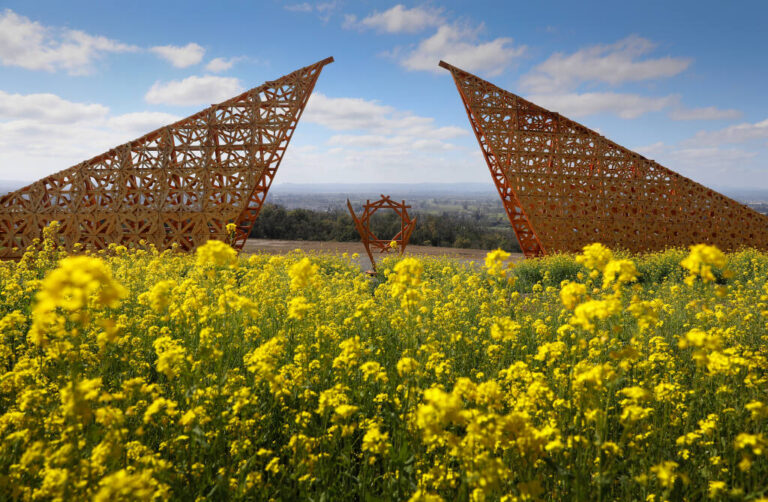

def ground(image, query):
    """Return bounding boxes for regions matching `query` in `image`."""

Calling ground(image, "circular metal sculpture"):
[347,195,417,271]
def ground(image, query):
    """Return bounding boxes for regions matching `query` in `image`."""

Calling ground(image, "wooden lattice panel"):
[439,61,768,257]
[0,57,333,259]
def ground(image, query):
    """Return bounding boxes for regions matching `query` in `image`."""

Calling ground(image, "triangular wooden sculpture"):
[439,60,768,257]
[0,57,333,259]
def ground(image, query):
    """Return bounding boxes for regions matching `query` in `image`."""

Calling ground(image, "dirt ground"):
[242,239,524,270]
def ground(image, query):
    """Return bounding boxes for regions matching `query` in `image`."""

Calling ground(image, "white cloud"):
[634,141,667,158]
[344,4,444,33]
[303,94,394,130]
[399,24,525,76]
[303,93,467,140]
[327,134,455,151]
[204,56,245,73]
[526,92,679,119]
[275,92,477,184]
[107,111,180,136]
[683,118,768,146]
[205,57,234,73]
[633,141,761,187]
[0,90,109,123]
[284,1,338,21]
[0,120,120,166]
[279,141,486,185]
[265,92,472,183]
[285,3,314,12]
[520,35,691,93]
[149,42,205,68]
[517,36,742,126]
[668,106,742,121]
[666,146,760,186]
[145,75,244,106]
[0,9,138,75]
[0,88,480,187]
[668,147,757,168]
[0,91,180,181]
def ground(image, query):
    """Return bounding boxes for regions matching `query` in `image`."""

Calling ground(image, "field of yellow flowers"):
[1,223,768,501]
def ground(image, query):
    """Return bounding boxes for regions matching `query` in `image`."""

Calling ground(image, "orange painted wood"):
[0,57,333,259]
[347,195,417,271]
[440,60,768,257]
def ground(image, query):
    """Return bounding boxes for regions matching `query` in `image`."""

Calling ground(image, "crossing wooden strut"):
[0,57,334,259]
[347,195,417,271]
[440,60,768,257]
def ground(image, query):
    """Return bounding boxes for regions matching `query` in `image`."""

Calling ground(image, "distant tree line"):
[249,203,521,252]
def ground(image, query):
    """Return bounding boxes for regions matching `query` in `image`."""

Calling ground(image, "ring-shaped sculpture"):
[347,195,417,271]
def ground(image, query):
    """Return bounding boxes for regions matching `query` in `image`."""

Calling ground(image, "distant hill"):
[270,182,497,196]
[270,183,768,202]
[1,179,767,207]
[719,188,768,204]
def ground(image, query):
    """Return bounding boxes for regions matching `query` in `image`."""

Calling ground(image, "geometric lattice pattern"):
[347,195,417,271]
[0,57,333,259]
[440,60,768,257]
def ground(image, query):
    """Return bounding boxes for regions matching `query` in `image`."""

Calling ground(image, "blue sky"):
[1,0,767,189]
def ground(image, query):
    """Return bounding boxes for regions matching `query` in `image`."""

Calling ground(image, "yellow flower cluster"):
[195,239,238,267]
[389,257,424,310]
[1,225,768,500]
[484,248,512,277]
[680,243,727,285]
[575,242,613,277]
[288,257,318,290]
